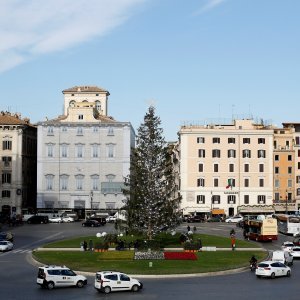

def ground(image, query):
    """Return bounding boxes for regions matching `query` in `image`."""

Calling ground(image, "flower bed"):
[164,251,197,260]
[134,251,165,260]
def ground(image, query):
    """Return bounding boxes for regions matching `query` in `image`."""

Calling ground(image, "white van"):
[271,250,293,266]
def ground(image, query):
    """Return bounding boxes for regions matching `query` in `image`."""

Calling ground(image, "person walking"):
[83,240,87,251]
[89,239,94,251]
[187,225,191,232]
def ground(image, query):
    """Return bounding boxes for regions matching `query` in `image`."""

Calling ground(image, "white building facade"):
[36,86,135,217]
[179,119,274,217]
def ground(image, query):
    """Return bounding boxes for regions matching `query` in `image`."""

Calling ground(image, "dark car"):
[0,231,14,242]
[187,216,204,223]
[89,217,106,226]
[207,216,222,222]
[27,215,49,224]
[82,219,101,227]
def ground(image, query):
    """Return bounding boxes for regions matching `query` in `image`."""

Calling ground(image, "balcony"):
[101,182,124,195]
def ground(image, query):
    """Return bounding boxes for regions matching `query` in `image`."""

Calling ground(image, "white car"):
[256,261,291,278]
[290,246,300,258]
[106,216,117,223]
[49,216,62,223]
[62,216,74,223]
[225,216,243,223]
[0,240,14,252]
[94,271,143,294]
[37,265,87,290]
[281,241,294,252]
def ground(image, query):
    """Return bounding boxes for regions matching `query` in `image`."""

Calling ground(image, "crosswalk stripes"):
[12,249,32,254]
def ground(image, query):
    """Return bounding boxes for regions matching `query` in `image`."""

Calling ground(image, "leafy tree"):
[123,106,181,240]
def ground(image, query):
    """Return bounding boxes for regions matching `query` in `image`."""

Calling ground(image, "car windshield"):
[0,241,7,245]
[257,263,269,268]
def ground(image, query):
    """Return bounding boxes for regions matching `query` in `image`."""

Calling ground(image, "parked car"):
[62,216,74,223]
[94,271,143,294]
[271,250,293,266]
[225,216,243,223]
[106,215,117,223]
[256,261,291,278]
[207,216,222,222]
[81,219,101,227]
[36,265,87,290]
[49,217,62,223]
[281,241,295,252]
[187,216,203,223]
[89,217,106,226]
[27,215,49,224]
[290,246,300,258]
[0,240,13,252]
[0,231,14,242]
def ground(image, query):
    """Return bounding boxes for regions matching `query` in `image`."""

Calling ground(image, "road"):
[1,221,300,300]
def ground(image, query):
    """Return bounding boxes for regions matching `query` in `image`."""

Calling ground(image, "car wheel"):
[82,224,85,227]
[271,272,276,279]
[77,280,84,288]
[256,275,261,278]
[47,281,55,290]
[286,270,291,277]
[103,286,111,294]
[91,224,94,227]
[131,284,139,292]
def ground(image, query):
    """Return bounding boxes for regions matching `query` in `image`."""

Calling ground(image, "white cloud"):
[193,0,226,15]
[0,0,146,73]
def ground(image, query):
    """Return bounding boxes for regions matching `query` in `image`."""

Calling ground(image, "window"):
[91,175,99,191]
[197,137,205,143]
[243,149,251,158]
[95,100,101,111]
[197,195,205,204]
[258,150,266,158]
[228,137,235,144]
[227,195,236,204]
[288,179,292,188]
[2,156,12,167]
[296,136,300,145]
[288,166,292,174]
[258,138,265,144]
[93,126,99,133]
[197,178,205,187]
[91,144,99,158]
[213,137,220,144]
[243,138,250,144]
[45,175,54,190]
[229,164,234,172]
[105,274,118,281]
[60,175,69,190]
[75,175,84,190]
[198,163,204,172]
[275,179,279,188]
[2,190,11,198]
[275,167,279,174]
[77,127,83,135]
[61,126,67,132]
[244,195,249,204]
[69,100,75,106]
[120,274,130,281]
[213,164,219,172]
[228,149,236,158]
[108,127,114,136]
[198,149,205,158]
[76,144,84,158]
[298,162,300,170]
[244,178,249,187]
[78,114,83,120]
[2,172,11,184]
[227,178,235,187]
[212,149,221,158]
[2,140,12,150]
[107,144,115,158]
[47,126,54,135]
[61,144,68,158]
[275,155,279,161]
[258,195,266,204]
[275,193,280,201]
[47,144,54,157]
[212,195,221,204]
[288,155,292,161]
[259,164,264,172]
[244,164,249,172]
[259,178,264,187]
[213,178,219,187]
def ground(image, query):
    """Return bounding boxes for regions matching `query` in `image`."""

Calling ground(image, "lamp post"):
[285,189,288,214]
[90,190,93,215]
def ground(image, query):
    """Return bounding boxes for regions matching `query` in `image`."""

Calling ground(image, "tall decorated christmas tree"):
[123,106,181,240]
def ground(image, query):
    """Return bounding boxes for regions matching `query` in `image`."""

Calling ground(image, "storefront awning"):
[212,209,225,215]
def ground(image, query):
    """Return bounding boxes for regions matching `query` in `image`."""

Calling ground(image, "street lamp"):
[90,190,94,213]
[285,189,288,214]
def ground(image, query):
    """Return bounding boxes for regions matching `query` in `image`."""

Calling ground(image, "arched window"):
[95,100,101,111]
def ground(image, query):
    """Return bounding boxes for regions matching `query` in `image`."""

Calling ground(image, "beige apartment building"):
[179,119,274,217]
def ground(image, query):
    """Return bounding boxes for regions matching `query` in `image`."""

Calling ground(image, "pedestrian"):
[198,238,202,251]
[89,239,94,251]
[193,226,197,233]
[230,228,235,237]
[83,240,87,251]
[187,225,191,232]
[231,236,236,251]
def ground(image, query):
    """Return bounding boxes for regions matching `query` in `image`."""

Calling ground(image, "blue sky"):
[0,0,299,141]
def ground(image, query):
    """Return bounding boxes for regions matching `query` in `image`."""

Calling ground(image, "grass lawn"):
[33,250,267,274]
